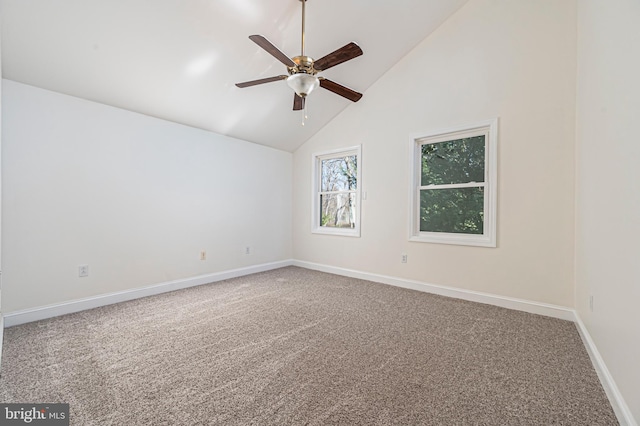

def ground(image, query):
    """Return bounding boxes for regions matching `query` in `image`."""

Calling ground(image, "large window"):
[312,146,361,237]
[410,120,497,247]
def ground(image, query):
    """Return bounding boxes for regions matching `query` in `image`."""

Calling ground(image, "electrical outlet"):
[78,265,89,277]
[401,254,408,263]
[589,295,594,312]
[200,250,206,261]
[245,246,251,255]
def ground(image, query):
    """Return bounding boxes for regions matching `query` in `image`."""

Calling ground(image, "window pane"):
[321,155,357,192]
[421,136,485,186]
[420,187,484,234]
[320,193,357,228]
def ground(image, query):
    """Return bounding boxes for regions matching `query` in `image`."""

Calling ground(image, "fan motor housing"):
[291,55,316,75]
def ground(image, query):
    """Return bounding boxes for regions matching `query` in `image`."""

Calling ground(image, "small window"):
[312,146,361,237]
[410,120,497,247]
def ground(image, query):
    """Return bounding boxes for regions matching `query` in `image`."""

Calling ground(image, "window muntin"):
[410,120,497,247]
[312,146,361,236]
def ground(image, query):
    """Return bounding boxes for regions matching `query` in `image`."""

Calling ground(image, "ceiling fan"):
[235,0,363,116]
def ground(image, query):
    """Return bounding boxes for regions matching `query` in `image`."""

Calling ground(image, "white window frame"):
[312,145,362,237]
[409,119,497,247]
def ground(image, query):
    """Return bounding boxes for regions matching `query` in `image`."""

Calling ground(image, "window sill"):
[409,233,495,247]
[312,227,361,238]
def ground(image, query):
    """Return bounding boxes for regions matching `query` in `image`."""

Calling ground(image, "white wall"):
[1,80,292,313]
[576,0,640,422]
[293,0,577,306]
[0,12,3,319]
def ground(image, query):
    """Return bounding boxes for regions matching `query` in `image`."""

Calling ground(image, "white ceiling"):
[1,0,468,152]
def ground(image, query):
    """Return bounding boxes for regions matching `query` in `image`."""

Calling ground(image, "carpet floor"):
[0,266,617,425]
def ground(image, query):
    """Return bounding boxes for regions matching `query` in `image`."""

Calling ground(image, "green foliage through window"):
[419,136,485,234]
[421,136,485,186]
[420,188,484,234]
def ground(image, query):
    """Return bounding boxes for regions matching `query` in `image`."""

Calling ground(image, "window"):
[410,119,497,247]
[312,146,361,237]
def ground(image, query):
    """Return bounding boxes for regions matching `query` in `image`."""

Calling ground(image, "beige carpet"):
[0,266,617,425]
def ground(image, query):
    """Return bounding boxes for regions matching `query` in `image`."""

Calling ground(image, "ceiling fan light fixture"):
[287,73,319,97]
[236,0,364,114]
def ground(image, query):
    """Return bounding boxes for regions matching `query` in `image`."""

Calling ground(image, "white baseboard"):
[573,314,637,426]
[292,260,635,426]
[2,259,634,425]
[3,260,293,327]
[292,260,575,320]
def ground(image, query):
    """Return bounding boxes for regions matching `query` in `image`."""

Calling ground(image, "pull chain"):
[301,99,309,126]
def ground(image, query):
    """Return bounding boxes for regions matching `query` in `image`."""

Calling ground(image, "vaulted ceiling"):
[1,0,468,152]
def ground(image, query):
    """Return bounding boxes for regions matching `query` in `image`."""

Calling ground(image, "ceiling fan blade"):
[235,75,287,88]
[319,79,363,102]
[249,35,296,67]
[293,94,305,111]
[313,42,363,71]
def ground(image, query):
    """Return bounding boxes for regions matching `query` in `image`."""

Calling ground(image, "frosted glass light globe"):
[287,73,320,97]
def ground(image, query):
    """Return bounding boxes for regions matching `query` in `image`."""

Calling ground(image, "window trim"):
[409,119,497,247]
[311,145,362,237]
